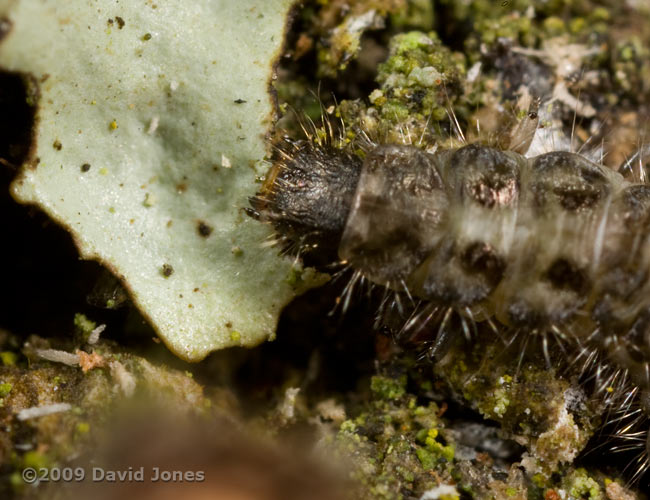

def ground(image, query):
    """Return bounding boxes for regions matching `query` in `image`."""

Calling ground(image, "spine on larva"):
[251,140,650,394]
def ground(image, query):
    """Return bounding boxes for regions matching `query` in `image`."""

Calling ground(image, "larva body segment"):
[339,143,639,333]
[252,139,650,394]
[339,144,449,288]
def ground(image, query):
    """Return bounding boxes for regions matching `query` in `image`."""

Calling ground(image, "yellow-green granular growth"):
[418,428,454,463]
[0,351,17,366]
[373,31,464,124]
[415,447,436,470]
[0,382,12,397]
[74,313,96,336]
[566,469,603,500]
[370,374,407,400]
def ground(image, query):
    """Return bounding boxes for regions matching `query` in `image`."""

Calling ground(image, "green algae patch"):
[564,469,604,500]
[333,370,456,500]
[373,31,464,123]
[433,333,600,478]
[0,0,320,361]
[370,374,407,401]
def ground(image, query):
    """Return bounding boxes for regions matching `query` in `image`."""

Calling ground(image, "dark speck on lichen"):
[234,98,247,104]
[115,16,125,29]
[142,33,152,41]
[52,139,62,150]
[196,220,213,237]
[81,163,91,172]
[161,264,174,278]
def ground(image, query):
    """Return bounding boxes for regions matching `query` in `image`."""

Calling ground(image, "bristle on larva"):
[249,111,650,485]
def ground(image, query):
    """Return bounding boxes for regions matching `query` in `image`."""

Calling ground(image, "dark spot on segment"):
[530,151,609,212]
[52,139,62,150]
[339,144,446,282]
[161,263,174,277]
[417,238,503,306]
[460,241,505,287]
[544,258,589,294]
[142,33,152,41]
[450,144,520,208]
[234,98,247,104]
[115,16,125,29]
[81,163,91,172]
[552,185,602,210]
[197,220,213,237]
[469,171,519,208]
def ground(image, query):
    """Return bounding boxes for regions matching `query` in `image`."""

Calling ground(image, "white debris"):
[467,62,481,83]
[278,387,300,421]
[315,398,346,423]
[606,481,637,500]
[87,324,106,345]
[34,348,79,366]
[16,403,72,421]
[345,9,380,33]
[221,154,232,168]
[147,116,159,135]
[420,484,460,500]
[109,360,136,397]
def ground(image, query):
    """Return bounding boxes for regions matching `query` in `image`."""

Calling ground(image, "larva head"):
[249,140,362,260]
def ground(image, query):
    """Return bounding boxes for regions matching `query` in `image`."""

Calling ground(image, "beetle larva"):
[249,130,650,482]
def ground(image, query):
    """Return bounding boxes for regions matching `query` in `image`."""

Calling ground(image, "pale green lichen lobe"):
[0,0,314,360]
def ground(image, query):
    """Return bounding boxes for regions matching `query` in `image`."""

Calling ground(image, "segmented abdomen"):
[339,143,650,386]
